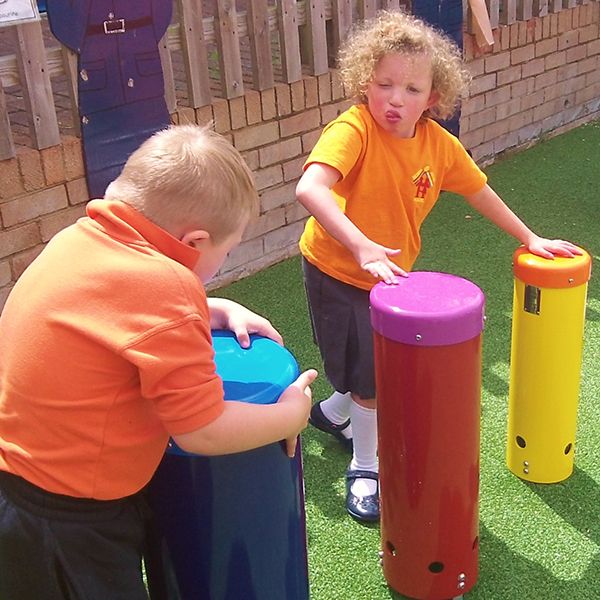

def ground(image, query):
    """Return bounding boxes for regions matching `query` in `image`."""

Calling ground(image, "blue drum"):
[145,331,308,600]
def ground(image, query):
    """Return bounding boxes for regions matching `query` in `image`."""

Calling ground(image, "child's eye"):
[408,87,420,93]
[377,82,391,88]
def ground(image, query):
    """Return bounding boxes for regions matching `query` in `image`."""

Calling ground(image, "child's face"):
[193,217,247,283]
[365,52,438,138]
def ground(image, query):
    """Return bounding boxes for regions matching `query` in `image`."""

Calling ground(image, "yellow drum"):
[506,246,592,483]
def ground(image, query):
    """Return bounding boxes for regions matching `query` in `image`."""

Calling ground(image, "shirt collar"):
[85,199,200,270]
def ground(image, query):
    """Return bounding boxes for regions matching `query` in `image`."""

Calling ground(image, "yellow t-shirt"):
[299,104,488,290]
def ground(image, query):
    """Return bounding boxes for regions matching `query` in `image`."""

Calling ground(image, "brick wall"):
[1,3,599,311]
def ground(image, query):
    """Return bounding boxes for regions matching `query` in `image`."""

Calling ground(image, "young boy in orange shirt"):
[297,11,579,523]
[0,124,316,599]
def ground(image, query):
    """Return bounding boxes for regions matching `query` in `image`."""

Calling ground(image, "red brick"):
[467,106,497,130]
[66,178,90,205]
[496,97,522,120]
[10,244,45,279]
[0,158,25,201]
[17,147,45,192]
[258,138,302,168]
[242,149,259,171]
[1,186,68,228]
[459,95,486,117]
[497,65,523,86]
[275,83,292,117]
[229,97,247,130]
[39,205,87,242]
[285,201,309,224]
[62,136,85,180]
[0,260,11,286]
[330,70,345,100]
[522,57,546,78]
[485,52,510,73]
[0,222,41,259]
[233,122,279,152]
[317,73,332,104]
[485,85,512,107]
[212,98,231,133]
[511,45,536,65]
[279,108,321,138]
[535,69,559,91]
[195,105,213,127]
[558,30,579,51]
[178,106,196,125]
[469,73,497,95]
[245,90,262,125]
[545,51,567,70]
[558,9,572,33]
[260,181,296,212]
[301,129,321,153]
[290,80,305,112]
[304,76,319,108]
[535,37,558,57]
[0,284,14,312]
[41,145,66,187]
[254,165,283,191]
[283,156,306,182]
[260,88,276,121]
[243,207,286,239]
[579,24,599,44]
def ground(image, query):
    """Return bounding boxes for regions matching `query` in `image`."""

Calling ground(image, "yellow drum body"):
[506,247,591,483]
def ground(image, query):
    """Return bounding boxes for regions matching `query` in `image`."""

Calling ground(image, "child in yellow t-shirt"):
[297,11,580,523]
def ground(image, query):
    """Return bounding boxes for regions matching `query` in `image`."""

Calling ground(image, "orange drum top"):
[513,246,591,288]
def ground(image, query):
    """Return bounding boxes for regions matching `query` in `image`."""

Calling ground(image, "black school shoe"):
[346,468,379,522]
[309,401,353,452]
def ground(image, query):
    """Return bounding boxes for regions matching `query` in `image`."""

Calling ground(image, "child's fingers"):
[292,369,318,394]
[285,436,298,458]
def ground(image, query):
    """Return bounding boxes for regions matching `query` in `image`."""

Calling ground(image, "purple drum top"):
[369,271,486,346]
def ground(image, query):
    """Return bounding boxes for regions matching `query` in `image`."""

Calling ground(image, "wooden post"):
[329,0,352,67]
[158,27,177,115]
[303,0,329,75]
[0,83,15,160]
[178,0,212,107]
[59,45,80,136]
[277,0,302,83]
[247,0,274,90]
[215,0,244,98]
[14,21,60,150]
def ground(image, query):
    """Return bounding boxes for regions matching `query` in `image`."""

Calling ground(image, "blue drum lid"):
[167,330,299,456]
[212,329,299,404]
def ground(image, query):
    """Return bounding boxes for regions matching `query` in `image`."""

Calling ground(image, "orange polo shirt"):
[0,200,224,499]
[300,105,488,290]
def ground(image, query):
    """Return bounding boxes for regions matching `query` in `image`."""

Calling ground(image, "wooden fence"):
[0,0,596,161]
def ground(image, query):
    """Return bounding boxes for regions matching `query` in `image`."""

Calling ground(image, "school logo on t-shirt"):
[412,166,434,203]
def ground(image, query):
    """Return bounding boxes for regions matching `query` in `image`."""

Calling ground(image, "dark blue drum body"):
[145,331,309,600]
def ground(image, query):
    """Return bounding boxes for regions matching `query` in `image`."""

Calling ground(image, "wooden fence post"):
[0,83,15,159]
[247,0,274,90]
[215,0,244,99]
[14,21,60,150]
[278,0,303,83]
[178,0,212,107]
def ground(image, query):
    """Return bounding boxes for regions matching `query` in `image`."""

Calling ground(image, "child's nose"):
[389,88,404,106]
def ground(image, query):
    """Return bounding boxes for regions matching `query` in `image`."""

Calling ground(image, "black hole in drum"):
[564,443,572,455]
[516,436,526,448]
[428,562,444,573]
[386,541,396,556]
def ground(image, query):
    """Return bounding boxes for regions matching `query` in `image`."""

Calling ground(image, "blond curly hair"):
[338,10,471,121]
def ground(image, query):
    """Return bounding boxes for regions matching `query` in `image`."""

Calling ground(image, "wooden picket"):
[0,0,597,156]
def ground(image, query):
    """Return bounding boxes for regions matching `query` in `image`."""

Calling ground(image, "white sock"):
[349,400,378,497]
[320,391,353,440]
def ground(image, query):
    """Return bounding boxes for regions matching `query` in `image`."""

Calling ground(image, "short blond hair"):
[339,10,471,121]
[105,124,258,242]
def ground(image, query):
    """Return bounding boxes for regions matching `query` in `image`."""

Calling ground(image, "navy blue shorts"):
[0,470,149,600]
[302,258,376,399]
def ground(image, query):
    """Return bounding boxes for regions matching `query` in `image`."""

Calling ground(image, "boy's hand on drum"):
[279,369,318,457]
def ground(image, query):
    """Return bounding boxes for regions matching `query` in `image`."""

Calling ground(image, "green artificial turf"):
[213,120,600,599]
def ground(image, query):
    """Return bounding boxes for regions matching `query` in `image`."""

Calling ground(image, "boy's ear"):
[180,229,210,248]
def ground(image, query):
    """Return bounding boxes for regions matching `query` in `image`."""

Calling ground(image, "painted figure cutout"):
[46,0,173,198]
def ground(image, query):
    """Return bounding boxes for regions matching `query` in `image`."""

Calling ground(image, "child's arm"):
[172,369,317,457]
[464,184,581,258]
[297,162,406,283]
[207,297,283,347]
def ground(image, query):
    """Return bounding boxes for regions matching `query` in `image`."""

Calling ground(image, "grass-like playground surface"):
[214,120,600,599]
